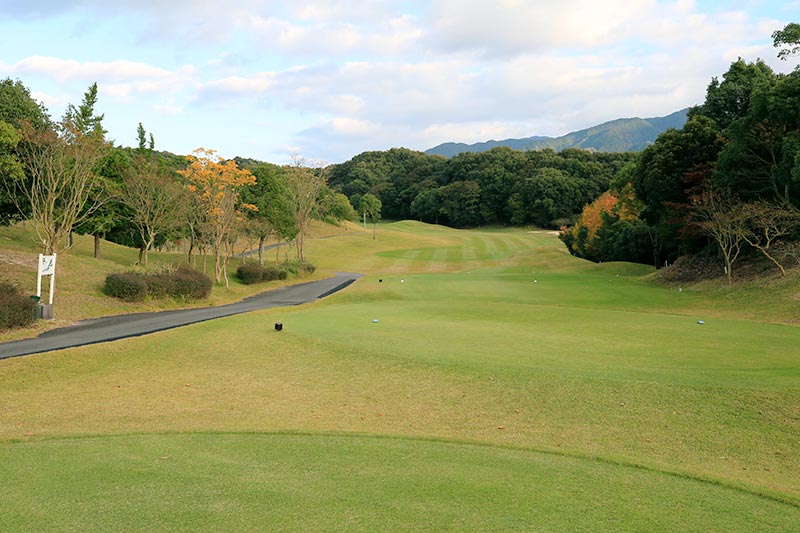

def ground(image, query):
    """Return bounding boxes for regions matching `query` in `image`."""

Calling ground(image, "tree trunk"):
[757,248,786,276]
[143,236,155,266]
[258,235,265,266]
[187,236,195,265]
[138,246,145,265]
[214,251,222,283]
[723,255,733,286]
[93,234,100,259]
[68,231,74,248]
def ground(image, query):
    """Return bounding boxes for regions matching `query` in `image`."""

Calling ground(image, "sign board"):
[36,253,57,306]
[38,254,56,276]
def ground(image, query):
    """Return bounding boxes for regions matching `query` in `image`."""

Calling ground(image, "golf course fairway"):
[1,222,798,531]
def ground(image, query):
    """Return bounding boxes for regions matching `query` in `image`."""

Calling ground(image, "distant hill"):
[425,109,689,158]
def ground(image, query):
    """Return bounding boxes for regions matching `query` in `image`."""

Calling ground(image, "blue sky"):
[1,0,796,164]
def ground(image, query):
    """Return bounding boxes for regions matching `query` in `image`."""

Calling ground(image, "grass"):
[0,222,335,340]
[4,434,798,532]
[1,220,799,530]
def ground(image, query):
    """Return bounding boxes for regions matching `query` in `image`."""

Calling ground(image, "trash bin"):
[30,295,41,319]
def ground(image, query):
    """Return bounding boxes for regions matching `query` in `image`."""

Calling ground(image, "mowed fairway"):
[1,222,799,531]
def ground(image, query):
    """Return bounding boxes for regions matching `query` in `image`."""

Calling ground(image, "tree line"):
[0,81,381,288]
[327,146,634,229]
[562,24,800,283]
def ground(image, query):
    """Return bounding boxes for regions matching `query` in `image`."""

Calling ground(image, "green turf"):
[3,433,799,532]
[1,222,799,530]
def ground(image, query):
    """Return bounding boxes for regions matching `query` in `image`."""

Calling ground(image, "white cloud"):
[10,56,174,82]
[199,75,276,96]
[1,0,791,164]
[427,0,655,57]
[29,90,68,109]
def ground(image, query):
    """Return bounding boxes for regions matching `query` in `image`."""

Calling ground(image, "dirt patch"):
[0,251,36,270]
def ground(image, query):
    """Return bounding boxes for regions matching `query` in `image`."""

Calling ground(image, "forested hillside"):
[562,55,800,282]
[326,147,633,228]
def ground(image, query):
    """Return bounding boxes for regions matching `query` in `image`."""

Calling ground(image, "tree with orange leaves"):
[560,184,647,263]
[178,148,256,287]
[563,191,619,258]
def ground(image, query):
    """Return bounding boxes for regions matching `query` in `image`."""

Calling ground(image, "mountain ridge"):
[425,108,690,157]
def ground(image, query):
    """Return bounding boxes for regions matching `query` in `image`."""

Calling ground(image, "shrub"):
[104,273,148,302]
[281,261,299,275]
[170,265,212,299]
[237,264,264,284]
[144,272,173,299]
[104,265,211,301]
[0,282,38,329]
[236,264,287,284]
[261,266,282,281]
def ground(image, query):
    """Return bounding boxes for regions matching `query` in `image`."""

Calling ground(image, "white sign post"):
[37,253,57,305]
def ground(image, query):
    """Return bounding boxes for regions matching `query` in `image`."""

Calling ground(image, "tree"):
[286,156,325,262]
[561,191,620,260]
[63,82,105,138]
[410,188,443,224]
[714,68,800,206]
[740,201,800,276]
[320,187,356,234]
[122,153,187,265]
[692,58,775,130]
[0,78,49,130]
[0,78,50,225]
[178,148,256,286]
[773,22,800,60]
[240,163,296,265]
[13,84,108,254]
[437,180,481,227]
[359,193,382,239]
[693,189,749,286]
[0,121,25,225]
[632,115,724,263]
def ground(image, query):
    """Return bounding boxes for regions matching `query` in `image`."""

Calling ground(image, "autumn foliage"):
[178,148,256,286]
[561,184,649,263]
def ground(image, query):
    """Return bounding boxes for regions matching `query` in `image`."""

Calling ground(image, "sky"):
[0,1,797,165]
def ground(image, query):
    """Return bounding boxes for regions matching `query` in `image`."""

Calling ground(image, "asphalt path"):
[0,272,362,360]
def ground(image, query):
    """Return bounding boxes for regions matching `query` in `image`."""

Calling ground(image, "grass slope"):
[0,221,347,340]
[1,221,799,530]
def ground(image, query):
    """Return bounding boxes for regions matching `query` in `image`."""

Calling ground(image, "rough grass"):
[1,220,799,529]
[0,223,330,340]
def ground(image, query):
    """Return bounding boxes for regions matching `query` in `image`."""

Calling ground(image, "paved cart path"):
[0,272,362,360]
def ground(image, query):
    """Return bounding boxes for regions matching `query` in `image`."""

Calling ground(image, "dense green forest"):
[327,147,633,228]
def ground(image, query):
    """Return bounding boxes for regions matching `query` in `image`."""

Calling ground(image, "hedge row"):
[0,282,38,330]
[104,265,212,302]
[236,264,288,285]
